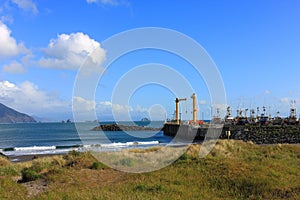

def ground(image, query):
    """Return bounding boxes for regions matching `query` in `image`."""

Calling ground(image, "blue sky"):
[0,0,299,121]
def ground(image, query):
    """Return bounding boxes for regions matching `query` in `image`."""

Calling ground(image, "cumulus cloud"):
[74,99,155,121]
[11,0,38,14]
[73,96,95,112]
[2,60,26,73]
[97,101,133,115]
[97,101,166,121]
[0,21,28,58]
[38,32,105,71]
[73,98,142,121]
[0,80,69,116]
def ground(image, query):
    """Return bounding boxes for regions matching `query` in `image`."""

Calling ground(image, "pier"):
[163,93,300,144]
[163,123,300,144]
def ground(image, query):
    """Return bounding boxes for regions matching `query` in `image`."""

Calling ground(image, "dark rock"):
[219,124,300,144]
[0,151,8,159]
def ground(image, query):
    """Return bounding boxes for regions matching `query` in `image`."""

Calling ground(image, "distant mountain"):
[0,103,36,123]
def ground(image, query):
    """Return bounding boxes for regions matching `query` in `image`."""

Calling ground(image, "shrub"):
[69,150,81,157]
[90,162,108,170]
[19,162,45,182]
[119,158,133,167]
[20,167,42,182]
[175,153,189,164]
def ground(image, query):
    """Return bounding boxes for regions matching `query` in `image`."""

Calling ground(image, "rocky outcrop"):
[0,103,36,123]
[92,124,162,131]
[0,151,8,159]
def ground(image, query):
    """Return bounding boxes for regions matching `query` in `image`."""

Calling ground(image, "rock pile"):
[221,125,300,144]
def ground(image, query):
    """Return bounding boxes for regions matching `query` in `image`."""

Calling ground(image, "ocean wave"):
[2,141,161,157]
[83,141,159,149]
[14,146,56,151]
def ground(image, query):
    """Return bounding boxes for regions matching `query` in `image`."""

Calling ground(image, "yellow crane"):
[175,97,187,124]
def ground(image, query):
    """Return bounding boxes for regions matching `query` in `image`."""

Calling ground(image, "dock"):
[163,123,300,144]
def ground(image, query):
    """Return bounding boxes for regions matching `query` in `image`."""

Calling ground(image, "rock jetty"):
[163,123,300,144]
[92,123,162,131]
[221,125,300,144]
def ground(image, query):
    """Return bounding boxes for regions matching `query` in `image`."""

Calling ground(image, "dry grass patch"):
[0,141,300,199]
[128,146,162,153]
[0,156,10,166]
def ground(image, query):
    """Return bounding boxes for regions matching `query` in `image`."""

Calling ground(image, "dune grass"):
[0,140,299,199]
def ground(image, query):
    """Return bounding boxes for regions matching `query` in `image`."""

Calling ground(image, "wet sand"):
[8,153,67,162]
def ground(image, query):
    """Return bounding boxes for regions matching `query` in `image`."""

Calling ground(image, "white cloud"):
[148,104,166,120]
[11,0,38,14]
[2,60,26,73]
[1,15,14,24]
[0,80,69,116]
[97,101,167,120]
[99,101,112,106]
[199,100,207,105]
[113,103,133,113]
[73,99,136,121]
[87,0,97,3]
[86,0,128,6]
[0,21,28,58]
[73,96,95,112]
[97,101,133,115]
[280,97,289,104]
[135,104,148,113]
[38,32,105,71]
[97,101,159,121]
[264,90,271,95]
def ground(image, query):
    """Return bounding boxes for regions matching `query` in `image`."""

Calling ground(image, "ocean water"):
[0,121,172,157]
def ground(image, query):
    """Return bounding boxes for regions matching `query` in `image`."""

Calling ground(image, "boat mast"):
[290,100,296,118]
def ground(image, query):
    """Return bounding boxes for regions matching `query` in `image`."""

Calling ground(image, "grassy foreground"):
[1,140,300,200]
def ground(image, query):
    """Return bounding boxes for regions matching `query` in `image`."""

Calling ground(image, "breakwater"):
[222,125,300,144]
[163,123,300,144]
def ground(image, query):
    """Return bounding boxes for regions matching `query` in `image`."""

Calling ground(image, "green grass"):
[0,140,299,199]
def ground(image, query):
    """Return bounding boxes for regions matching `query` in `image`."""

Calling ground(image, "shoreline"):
[7,152,68,163]
[4,140,300,163]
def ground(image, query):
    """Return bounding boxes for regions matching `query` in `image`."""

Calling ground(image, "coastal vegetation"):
[0,140,300,199]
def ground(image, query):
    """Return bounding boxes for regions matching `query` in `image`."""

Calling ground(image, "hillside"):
[0,103,36,123]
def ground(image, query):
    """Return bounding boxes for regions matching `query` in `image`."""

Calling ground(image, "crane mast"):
[191,93,198,124]
[175,97,187,124]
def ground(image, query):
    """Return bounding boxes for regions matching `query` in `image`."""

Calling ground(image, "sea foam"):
[14,146,56,151]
